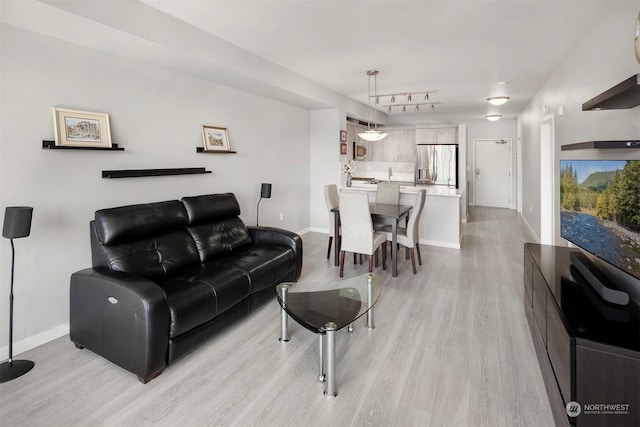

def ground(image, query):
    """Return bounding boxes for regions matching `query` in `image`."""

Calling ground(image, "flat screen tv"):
[560,159,640,281]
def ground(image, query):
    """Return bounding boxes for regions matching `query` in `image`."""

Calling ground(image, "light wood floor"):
[0,207,555,427]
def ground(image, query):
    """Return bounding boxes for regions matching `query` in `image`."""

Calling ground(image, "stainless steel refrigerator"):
[415,144,458,187]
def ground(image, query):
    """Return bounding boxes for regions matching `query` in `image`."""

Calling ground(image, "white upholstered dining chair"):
[324,184,340,259]
[375,182,400,205]
[338,192,386,277]
[380,189,426,274]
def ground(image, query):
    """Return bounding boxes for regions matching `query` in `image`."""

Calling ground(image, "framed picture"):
[53,107,112,148]
[202,125,231,152]
[355,145,367,160]
[340,142,347,155]
[340,130,347,142]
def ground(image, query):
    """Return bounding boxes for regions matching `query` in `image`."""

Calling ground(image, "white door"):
[474,139,511,208]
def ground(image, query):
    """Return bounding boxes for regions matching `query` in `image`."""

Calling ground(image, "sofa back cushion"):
[93,200,200,279]
[182,193,252,262]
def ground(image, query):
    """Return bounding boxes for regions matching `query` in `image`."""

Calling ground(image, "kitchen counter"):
[346,182,463,198]
[340,184,464,249]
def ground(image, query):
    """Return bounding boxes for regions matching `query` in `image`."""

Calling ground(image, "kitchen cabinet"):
[383,129,415,162]
[416,127,458,145]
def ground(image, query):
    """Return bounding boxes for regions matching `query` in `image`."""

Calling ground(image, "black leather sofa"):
[70,193,302,383]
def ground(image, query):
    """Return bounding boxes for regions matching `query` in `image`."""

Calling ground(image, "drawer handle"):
[107,296,118,304]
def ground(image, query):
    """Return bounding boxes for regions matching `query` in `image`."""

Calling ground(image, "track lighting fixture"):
[373,90,438,113]
[382,102,441,113]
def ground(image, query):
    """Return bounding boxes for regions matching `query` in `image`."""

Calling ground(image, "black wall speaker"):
[261,183,272,199]
[3,207,33,239]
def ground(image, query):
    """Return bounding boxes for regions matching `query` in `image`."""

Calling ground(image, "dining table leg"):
[391,220,398,277]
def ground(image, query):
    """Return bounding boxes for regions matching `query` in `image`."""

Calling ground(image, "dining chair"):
[324,184,340,259]
[380,189,426,274]
[338,192,386,277]
[376,182,400,205]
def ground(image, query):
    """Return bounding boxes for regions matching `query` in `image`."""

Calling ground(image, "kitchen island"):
[340,183,465,249]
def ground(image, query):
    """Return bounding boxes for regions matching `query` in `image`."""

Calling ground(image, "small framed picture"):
[202,125,231,152]
[53,107,112,148]
[340,142,347,155]
[340,130,347,142]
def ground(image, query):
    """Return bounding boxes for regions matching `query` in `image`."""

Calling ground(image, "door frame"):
[472,138,512,208]
[540,114,555,245]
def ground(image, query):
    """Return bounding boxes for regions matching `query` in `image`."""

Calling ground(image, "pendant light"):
[358,70,388,142]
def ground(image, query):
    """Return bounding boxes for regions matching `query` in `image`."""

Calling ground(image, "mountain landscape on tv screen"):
[560,160,640,279]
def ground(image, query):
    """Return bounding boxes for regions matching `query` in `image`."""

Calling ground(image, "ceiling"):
[1,0,625,124]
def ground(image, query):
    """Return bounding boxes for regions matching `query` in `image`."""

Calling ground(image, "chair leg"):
[360,254,363,265]
[327,236,333,259]
[382,243,387,270]
[375,248,379,267]
[353,253,357,265]
[410,248,417,274]
[416,243,422,265]
[368,254,373,273]
[340,250,346,277]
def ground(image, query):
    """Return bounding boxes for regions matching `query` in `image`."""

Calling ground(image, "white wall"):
[518,3,640,295]
[309,109,344,234]
[0,25,311,355]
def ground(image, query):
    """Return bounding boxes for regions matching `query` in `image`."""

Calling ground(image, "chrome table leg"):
[318,334,325,382]
[324,322,337,398]
[279,285,289,342]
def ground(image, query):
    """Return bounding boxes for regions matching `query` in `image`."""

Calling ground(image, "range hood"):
[582,74,640,110]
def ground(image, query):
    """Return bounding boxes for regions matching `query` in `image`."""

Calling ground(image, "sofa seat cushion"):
[161,268,250,338]
[199,244,296,294]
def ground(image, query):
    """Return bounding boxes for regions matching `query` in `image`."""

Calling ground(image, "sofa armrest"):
[247,226,303,280]
[70,268,169,382]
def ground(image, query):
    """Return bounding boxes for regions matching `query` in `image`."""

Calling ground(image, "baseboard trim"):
[420,238,461,250]
[0,323,69,360]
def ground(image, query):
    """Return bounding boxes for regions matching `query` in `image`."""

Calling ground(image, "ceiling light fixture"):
[485,114,502,121]
[358,70,388,142]
[383,102,442,112]
[486,96,510,106]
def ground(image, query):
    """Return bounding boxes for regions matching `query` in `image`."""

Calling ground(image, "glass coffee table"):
[275,273,381,398]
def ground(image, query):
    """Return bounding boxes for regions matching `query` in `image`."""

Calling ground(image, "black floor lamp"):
[256,183,272,226]
[1,206,34,383]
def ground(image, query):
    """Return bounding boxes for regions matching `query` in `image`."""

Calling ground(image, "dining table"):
[331,203,412,277]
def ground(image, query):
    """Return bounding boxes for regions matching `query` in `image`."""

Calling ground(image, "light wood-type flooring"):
[0,207,555,426]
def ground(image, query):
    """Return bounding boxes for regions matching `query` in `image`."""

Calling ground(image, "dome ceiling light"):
[485,114,502,121]
[486,96,510,106]
[358,70,388,142]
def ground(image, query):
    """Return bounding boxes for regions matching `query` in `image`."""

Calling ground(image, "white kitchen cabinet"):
[416,127,458,145]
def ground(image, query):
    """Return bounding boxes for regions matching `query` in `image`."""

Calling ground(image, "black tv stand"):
[523,243,639,426]
[569,251,629,305]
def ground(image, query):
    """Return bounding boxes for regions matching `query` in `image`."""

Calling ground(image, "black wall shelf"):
[561,140,640,151]
[582,74,640,111]
[102,167,211,179]
[43,140,124,151]
[195,147,237,153]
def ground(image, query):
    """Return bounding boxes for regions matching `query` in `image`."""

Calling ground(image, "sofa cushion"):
[187,218,253,262]
[161,268,250,338]
[198,243,296,294]
[100,230,201,280]
[182,194,252,262]
[182,193,241,225]
[95,200,188,245]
